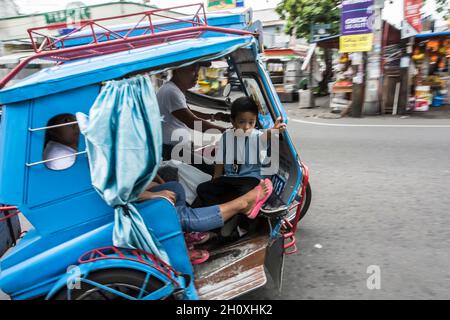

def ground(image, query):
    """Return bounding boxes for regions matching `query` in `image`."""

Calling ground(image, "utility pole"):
[362,0,384,115]
[309,22,315,108]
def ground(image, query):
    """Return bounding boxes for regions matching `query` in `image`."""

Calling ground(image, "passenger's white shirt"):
[43,140,77,170]
[157,81,191,146]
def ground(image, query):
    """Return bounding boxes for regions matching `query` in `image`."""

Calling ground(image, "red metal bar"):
[0,206,17,211]
[123,14,148,39]
[291,162,309,234]
[32,22,90,53]
[151,13,205,27]
[0,207,19,222]
[148,14,154,34]
[279,162,309,255]
[26,3,215,54]
[27,3,207,44]
[78,246,180,285]
[0,212,19,222]
[0,25,255,89]
[202,3,208,26]
[90,23,98,44]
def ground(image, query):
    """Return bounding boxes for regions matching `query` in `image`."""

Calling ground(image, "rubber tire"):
[53,268,167,300]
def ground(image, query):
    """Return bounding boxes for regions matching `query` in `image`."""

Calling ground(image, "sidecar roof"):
[0,34,254,105]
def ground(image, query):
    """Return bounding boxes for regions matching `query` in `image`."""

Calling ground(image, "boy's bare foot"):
[242,180,269,216]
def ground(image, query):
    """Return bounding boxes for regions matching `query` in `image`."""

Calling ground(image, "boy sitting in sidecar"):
[43,113,273,264]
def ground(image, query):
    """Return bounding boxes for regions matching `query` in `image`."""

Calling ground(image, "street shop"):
[313,22,404,116]
[313,34,356,114]
[410,31,450,112]
[261,48,308,102]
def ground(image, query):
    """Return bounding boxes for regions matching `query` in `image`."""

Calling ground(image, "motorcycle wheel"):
[53,268,169,300]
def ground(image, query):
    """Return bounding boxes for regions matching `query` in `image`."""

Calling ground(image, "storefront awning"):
[313,35,340,49]
[416,30,450,39]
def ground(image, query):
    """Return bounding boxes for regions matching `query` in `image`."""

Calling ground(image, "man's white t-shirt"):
[157,81,191,146]
[43,140,77,170]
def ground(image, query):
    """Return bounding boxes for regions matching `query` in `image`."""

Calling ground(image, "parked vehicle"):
[0,206,21,257]
[0,4,310,300]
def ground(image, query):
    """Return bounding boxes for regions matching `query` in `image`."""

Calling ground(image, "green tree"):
[276,0,341,95]
[276,0,341,41]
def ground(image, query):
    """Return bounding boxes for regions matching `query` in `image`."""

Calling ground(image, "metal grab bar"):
[26,150,87,167]
[28,121,79,132]
[0,206,17,212]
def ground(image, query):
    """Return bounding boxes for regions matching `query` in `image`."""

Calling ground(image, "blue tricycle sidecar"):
[0,4,310,300]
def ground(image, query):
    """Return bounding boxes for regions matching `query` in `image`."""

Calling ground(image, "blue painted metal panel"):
[1,198,195,299]
[0,102,30,206]
[26,85,99,207]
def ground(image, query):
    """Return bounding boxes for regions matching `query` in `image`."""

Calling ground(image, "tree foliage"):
[276,0,341,41]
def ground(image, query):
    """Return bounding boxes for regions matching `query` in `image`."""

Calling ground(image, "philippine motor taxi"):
[0,4,311,300]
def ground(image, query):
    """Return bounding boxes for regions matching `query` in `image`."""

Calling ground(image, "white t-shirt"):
[157,81,191,146]
[43,140,77,170]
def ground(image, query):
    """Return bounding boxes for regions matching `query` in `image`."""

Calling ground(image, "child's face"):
[232,111,257,134]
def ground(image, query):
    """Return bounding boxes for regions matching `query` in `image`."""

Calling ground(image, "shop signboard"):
[405,0,423,32]
[340,33,374,52]
[402,0,423,38]
[45,4,91,25]
[207,0,244,11]
[339,0,374,53]
[312,23,333,42]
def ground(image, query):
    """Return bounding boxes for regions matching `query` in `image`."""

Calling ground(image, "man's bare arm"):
[191,109,231,122]
[191,109,213,120]
[172,109,225,132]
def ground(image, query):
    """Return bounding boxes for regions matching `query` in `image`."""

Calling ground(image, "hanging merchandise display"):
[196,61,229,97]
[411,33,450,111]
[329,53,354,112]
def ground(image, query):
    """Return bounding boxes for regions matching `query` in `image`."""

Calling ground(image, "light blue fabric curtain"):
[76,74,169,264]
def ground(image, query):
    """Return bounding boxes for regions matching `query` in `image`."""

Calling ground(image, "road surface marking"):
[290,118,450,128]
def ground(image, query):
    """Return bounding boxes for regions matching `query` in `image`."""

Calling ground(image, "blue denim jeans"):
[149,181,224,232]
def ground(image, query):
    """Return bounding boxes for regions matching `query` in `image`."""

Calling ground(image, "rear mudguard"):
[45,258,191,300]
[265,218,285,292]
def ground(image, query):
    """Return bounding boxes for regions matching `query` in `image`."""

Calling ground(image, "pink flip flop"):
[185,232,211,246]
[247,179,273,219]
[189,249,209,265]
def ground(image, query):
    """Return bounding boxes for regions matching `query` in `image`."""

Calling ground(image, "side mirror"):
[223,83,231,97]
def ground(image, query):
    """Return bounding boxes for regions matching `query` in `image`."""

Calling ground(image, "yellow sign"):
[339,33,374,53]
[207,0,236,11]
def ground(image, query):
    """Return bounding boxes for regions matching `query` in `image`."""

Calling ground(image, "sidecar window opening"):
[42,113,80,171]
[241,77,271,117]
[226,74,274,130]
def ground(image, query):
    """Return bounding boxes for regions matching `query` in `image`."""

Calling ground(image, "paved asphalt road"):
[242,109,450,300]
[2,107,449,300]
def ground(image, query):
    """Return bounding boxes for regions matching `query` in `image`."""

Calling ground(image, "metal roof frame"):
[0,3,256,89]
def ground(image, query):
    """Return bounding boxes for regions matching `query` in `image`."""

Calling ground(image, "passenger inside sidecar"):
[155,52,303,219]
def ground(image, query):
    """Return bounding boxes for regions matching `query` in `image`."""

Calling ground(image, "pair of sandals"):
[186,179,274,265]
